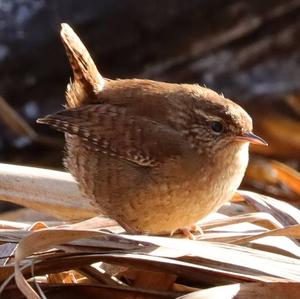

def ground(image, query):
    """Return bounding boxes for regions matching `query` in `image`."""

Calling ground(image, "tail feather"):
[60,23,105,108]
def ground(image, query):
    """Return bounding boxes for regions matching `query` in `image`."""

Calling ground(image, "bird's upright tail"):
[60,23,105,108]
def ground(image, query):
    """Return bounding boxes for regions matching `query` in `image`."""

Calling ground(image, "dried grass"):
[0,164,300,298]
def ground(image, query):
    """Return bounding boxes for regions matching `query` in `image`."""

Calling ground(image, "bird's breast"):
[204,142,249,210]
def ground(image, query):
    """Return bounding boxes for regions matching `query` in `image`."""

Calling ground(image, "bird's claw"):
[170,224,203,240]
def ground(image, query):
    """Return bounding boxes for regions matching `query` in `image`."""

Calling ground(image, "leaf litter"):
[0,164,300,298]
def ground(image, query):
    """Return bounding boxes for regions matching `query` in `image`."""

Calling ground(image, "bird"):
[37,24,267,238]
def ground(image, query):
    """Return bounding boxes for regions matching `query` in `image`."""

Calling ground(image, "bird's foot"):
[170,224,203,240]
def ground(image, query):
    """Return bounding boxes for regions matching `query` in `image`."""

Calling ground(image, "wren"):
[38,24,267,237]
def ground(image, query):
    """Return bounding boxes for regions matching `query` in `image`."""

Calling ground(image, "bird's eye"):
[210,121,224,133]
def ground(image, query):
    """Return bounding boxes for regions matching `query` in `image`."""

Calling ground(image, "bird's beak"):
[236,132,268,146]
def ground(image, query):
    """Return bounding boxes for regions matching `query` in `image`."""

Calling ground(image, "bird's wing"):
[37,104,189,167]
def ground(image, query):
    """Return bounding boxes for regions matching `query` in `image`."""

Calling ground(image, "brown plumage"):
[37,24,267,236]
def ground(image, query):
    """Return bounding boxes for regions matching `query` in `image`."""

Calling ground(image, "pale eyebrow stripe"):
[194,108,224,122]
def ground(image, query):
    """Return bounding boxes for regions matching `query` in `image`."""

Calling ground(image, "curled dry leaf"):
[0,163,98,220]
[244,157,300,205]
[10,224,300,298]
[238,190,300,226]
[271,161,300,197]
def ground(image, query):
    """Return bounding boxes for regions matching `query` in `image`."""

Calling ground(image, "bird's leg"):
[179,227,196,240]
[190,224,204,235]
[170,224,203,240]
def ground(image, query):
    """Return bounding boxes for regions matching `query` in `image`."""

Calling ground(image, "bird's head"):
[176,85,267,156]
